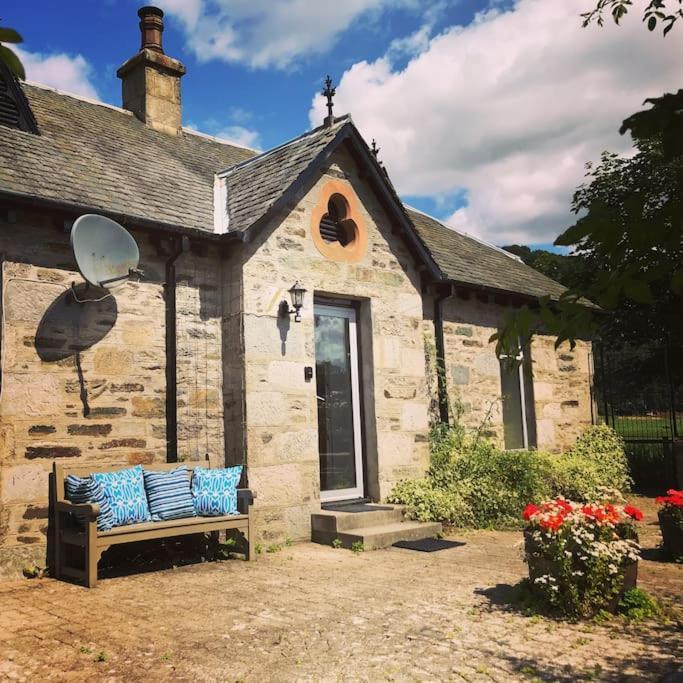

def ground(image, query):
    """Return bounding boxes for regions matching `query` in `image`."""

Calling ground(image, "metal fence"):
[591,341,682,491]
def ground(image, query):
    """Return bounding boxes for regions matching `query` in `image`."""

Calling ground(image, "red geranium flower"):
[656,490,683,508]
[539,514,565,533]
[623,504,643,521]
[523,503,539,521]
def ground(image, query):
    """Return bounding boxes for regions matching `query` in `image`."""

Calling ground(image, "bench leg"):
[247,515,256,561]
[210,531,219,561]
[85,524,100,588]
[54,512,62,580]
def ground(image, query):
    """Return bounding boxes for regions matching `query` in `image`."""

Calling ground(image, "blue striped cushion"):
[64,475,115,531]
[143,466,195,521]
[191,466,243,516]
[92,465,151,527]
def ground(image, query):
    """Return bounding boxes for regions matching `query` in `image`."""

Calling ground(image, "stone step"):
[312,520,442,551]
[311,505,404,533]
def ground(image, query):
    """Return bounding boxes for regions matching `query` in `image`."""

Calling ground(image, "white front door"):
[314,303,364,502]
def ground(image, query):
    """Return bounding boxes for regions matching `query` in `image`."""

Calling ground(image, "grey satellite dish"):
[71,214,140,292]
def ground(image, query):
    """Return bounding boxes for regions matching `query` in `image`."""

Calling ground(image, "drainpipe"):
[433,284,453,425]
[165,235,190,463]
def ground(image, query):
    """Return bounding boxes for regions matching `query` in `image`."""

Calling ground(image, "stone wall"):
[0,209,224,574]
[425,292,592,451]
[239,147,431,543]
[221,251,246,468]
[529,335,593,452]
[176,248,225,464]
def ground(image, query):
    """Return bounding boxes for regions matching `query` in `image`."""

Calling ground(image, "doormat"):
[322,502,394,513]
[392,538,466,552]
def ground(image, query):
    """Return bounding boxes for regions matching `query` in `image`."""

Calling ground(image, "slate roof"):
[0,83,255,231]
[223,116,348,233]
[0,81,572,302]
[407,207,569,301]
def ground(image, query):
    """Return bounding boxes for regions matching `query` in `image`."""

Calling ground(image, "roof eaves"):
[0,188,245,244]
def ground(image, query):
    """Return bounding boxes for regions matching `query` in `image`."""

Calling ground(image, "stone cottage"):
[0,7,592,574]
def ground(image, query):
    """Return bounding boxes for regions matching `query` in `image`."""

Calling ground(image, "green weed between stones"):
[332,538,343,549]
[351,540,364,553]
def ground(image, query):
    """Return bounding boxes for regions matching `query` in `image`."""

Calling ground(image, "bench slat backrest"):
[53,461,212,502]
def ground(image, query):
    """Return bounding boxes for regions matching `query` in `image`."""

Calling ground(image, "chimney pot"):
[117,5,186,135]
[138,6,165,53]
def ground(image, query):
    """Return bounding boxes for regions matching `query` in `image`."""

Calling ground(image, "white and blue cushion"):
[64,475,116,531]
[191,466,243,516]
[143,466,196,521]
[92,465,151,527]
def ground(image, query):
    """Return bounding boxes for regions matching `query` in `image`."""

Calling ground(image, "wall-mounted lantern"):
[280,281,307,322]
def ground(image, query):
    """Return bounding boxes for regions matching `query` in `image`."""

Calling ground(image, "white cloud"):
[309,0,682,245]
[164,0,421,69]
[214,125,261,149]
[15,47,98,99]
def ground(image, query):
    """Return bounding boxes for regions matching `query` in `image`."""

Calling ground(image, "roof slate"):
[223,117,347,233]
[407,207,569,301]
[1,82,572,303]
[0,83,255,231]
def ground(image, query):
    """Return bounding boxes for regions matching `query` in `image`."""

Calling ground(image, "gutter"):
[433,284,453,425]
[0,189,245,245]
[164,236,190,463]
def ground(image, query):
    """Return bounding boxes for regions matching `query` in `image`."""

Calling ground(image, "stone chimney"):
[117,6,186,135]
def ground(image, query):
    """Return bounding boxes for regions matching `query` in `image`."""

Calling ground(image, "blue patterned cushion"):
[191,466,243,516]
[64,475,116,531]
[143,466,196,521]
[92,465,151,527]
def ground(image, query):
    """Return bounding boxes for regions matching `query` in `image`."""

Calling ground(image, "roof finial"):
[322,75,336,127]
[371,138,380,159]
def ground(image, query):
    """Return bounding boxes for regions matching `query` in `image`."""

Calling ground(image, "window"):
[0,77,21,129]
[499,345,536,450]
[319,194,353,246]
[311,180,368,263]
[0,61,39,134]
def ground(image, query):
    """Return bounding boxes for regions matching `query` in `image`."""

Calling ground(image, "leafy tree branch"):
[493,90,683,358]
[582,0,682,36]
[0,24,25,79]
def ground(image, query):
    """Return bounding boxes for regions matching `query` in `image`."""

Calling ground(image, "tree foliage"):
[0,24,25,80]
[493,90,683,357]
[582,0,683,35]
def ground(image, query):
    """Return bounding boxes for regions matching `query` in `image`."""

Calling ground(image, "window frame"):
[499,341,536,450]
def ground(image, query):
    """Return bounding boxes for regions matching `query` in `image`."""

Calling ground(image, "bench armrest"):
[56,499,100,521]
[237,488,255,514]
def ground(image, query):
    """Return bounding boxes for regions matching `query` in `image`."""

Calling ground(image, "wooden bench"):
[53,462,255,587]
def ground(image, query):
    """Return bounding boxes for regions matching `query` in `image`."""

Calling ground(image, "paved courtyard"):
[0,498,681,682]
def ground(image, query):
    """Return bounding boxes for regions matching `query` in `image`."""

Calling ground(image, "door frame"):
[314,301,365,502]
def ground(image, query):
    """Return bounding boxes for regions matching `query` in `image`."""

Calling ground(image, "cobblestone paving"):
[0,498,681,682]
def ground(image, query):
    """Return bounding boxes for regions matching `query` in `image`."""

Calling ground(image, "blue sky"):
[5,1,680,251]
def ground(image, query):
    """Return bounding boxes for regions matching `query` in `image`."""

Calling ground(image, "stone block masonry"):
[423,293,592,451]
[0,210,226,575]
[239,148,431,543]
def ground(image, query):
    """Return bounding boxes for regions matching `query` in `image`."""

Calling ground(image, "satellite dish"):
[71,214,140,291]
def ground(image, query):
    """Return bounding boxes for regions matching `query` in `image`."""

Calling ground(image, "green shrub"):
[548,452,607,501]
[566,425,632,493]
[388,424,631,529]
[389,478,473,526]
[618,588,662,621]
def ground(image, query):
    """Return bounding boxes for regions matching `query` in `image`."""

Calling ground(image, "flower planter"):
[524,531,638,613]
[658,510,683,559]
[522,500,643,617]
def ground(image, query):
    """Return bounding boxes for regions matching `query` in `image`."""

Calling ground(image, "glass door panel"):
[314,304,364,501]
